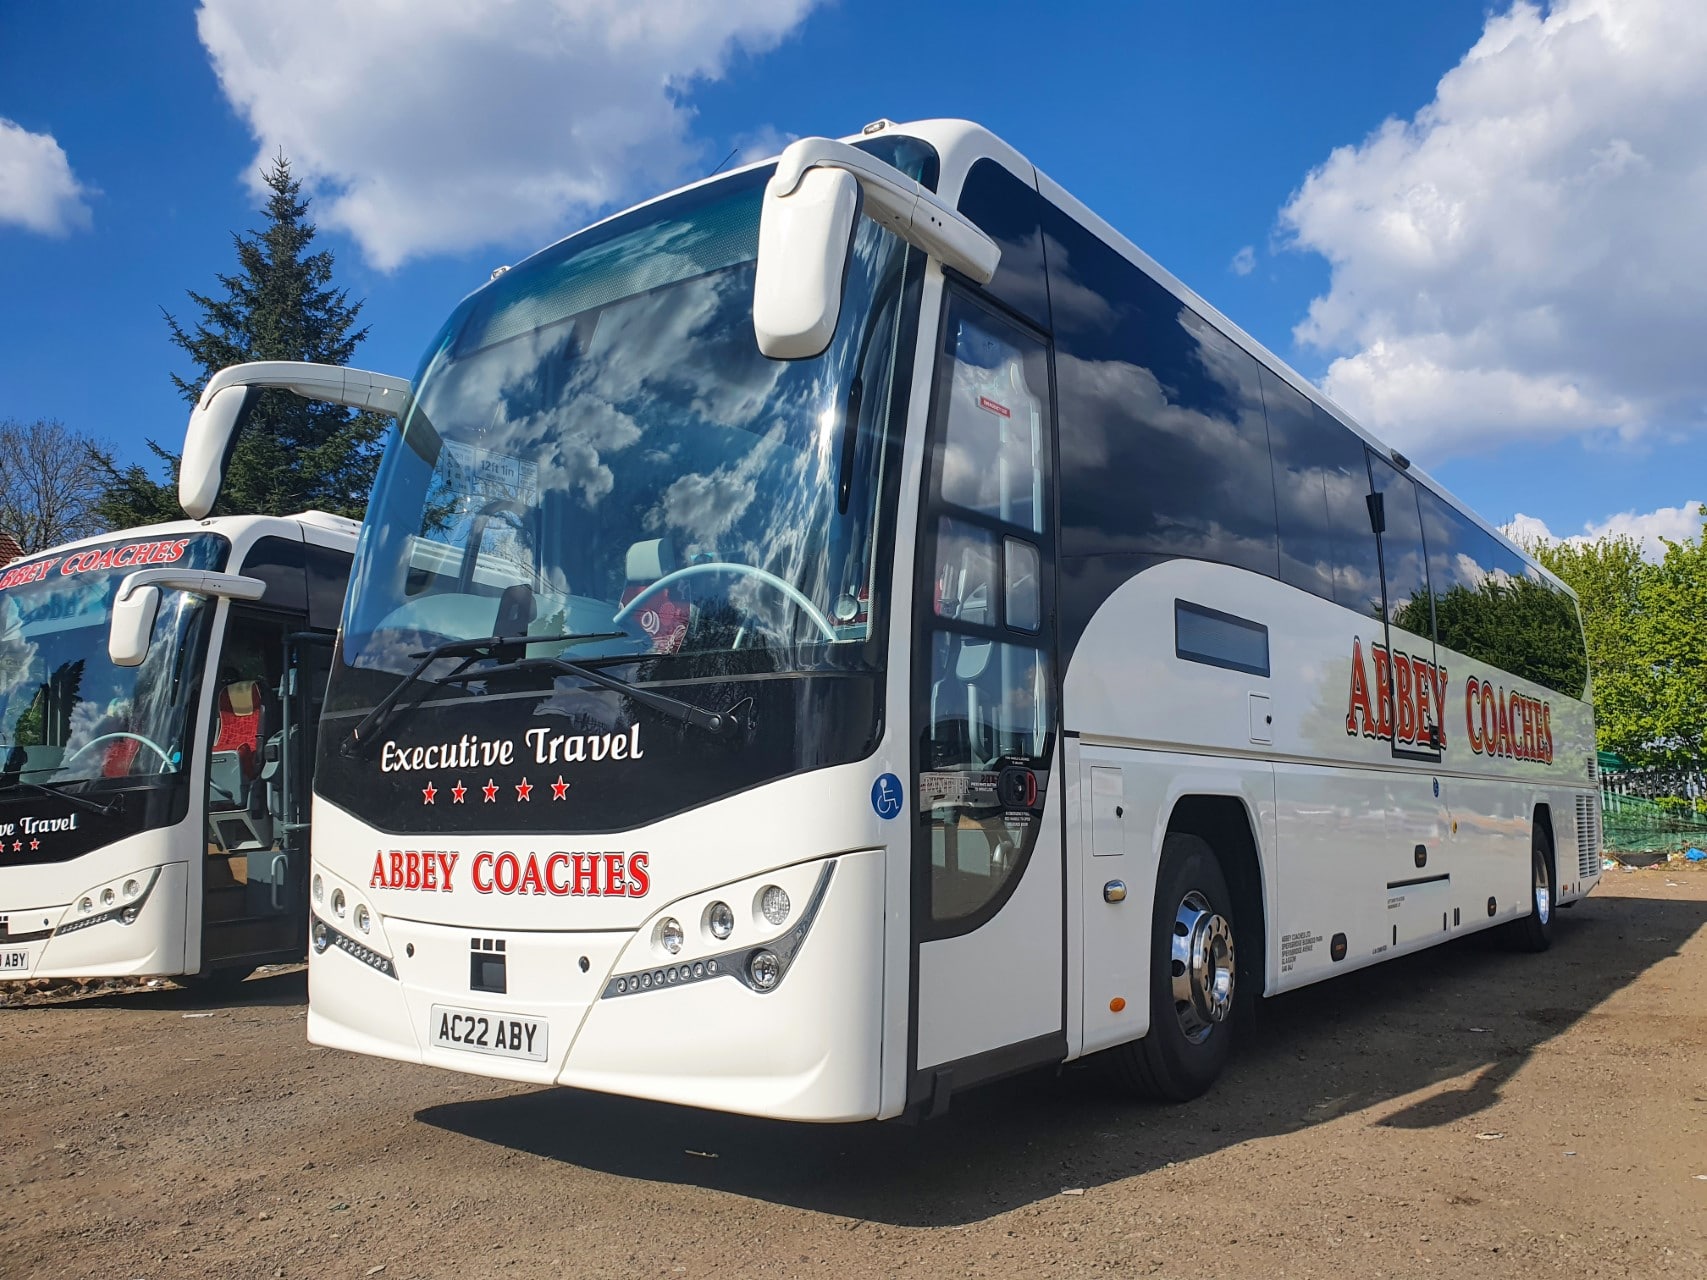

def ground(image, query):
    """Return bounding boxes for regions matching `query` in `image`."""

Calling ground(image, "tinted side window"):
[1046,207,1279,581]
[956,158,1051,331]
[1261,368,1334,602]
[1418,488,1588,697]
[1367,454,1432,640]
[240,536,307,614]
[1316,407,1384,621]
[304,543,354,632]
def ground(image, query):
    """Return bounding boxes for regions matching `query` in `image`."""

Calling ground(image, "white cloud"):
[1229,245,1255,276]
[1503,501,1705,560]
[0,118,93,235]
[195,0,818,270]
[1279,0,1707,460]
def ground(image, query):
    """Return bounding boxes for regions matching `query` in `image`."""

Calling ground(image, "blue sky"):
[3,0,1703,550]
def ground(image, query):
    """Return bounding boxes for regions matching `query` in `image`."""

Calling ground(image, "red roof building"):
[0,530,22,566]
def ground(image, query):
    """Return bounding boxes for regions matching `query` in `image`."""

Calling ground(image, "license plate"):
[1,950,29,973]
[429,1003,548,1063]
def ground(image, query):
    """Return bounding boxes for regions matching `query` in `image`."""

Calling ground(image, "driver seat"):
[619,537,690,653]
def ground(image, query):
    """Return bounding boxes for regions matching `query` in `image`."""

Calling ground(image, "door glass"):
[921,296,1055,925]
[206,613,287,855]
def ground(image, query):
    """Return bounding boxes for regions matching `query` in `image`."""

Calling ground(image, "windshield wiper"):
[0,777,121,817]
[341,631,627,755]
[439,654,739,737]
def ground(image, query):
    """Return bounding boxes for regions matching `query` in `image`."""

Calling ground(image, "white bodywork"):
[305,119,1601,1121]
[0,511,358,981]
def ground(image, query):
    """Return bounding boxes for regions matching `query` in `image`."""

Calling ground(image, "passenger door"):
[910,288,1062,1103]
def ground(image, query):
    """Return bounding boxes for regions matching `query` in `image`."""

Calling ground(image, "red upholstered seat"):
[214,679,264,780]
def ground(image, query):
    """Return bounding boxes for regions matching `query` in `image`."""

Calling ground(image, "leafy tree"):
[1632,508,1707,768]
[97,154,387,527]
[1531,532,1652,762]
[0,418,110,553]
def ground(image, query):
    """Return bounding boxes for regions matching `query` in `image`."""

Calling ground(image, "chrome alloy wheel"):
[1534,854,1552,925]
[1171,890,1235,1043]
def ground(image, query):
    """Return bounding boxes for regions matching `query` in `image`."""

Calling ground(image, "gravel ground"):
[2,865,1704,1280]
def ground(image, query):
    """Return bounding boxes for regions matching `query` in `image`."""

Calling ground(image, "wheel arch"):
[1163,793,1269,1006]
[1533,801,1558,884]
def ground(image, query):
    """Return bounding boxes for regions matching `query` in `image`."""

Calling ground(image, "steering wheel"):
[63,731,174,773]
[613,562,838,642]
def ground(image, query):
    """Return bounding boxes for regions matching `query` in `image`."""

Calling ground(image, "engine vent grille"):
[1576,793,1602,879]
[1586,753,1598,782]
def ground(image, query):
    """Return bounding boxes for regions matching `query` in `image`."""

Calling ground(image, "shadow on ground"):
[3,965,307,1011]
[417,892,1707,1226]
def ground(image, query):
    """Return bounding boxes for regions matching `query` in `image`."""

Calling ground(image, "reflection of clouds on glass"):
[0,590,38,701]
[345,174,913,673]
[1039,234,1116,332]
[658,467,758,542]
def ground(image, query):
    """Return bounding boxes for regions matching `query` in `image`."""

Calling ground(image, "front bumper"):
[307,849,885,1121]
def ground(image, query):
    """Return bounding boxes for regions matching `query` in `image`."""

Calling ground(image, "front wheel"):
[1111,833,1238,1101]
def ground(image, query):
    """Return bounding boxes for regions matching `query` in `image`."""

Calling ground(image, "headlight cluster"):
[310,869,393,977]
[62,870,158,934]
[602,862,834,1002]
[313,872,375,935]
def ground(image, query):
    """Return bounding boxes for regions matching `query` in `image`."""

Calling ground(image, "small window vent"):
[1575,794,1602,879]
[1586,753,1598,782]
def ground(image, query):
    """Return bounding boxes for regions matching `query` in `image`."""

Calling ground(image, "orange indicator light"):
[1109,997,1126,1013]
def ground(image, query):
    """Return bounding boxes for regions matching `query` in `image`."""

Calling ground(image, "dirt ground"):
[2,866,1704,1280]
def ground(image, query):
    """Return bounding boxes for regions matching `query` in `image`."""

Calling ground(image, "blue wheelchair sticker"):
[871,773,903,820]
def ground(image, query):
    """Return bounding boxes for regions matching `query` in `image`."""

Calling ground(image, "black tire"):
[1111,833,1238,1101]
[1502,824,1555,953]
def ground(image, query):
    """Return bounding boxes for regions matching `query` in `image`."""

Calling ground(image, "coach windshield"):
[0,535,227,810]
[324,146,934,833]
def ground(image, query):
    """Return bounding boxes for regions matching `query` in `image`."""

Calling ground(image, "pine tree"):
[97,154,387,527]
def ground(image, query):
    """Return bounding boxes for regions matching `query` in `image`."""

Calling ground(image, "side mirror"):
[109,584,162,667]
[181,384,260,521]
[753,166,862,360]
[180,361,412,520]
[752,137,1001,362]
[108,569,267,667]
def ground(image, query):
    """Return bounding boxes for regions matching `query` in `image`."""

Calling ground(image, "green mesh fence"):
[1600,789,1707,858]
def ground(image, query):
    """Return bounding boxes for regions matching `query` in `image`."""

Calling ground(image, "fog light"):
[79,897,93,914]
[312,921,329,953]
[658,917,684,955]
[355,903,371,934]
[749,949,780,990]
[707,901,734,940]
[759,885,790,927]
[124,879,140,899]
[121,907,138,925]
[331,888,346,918]
[312,874,323,903]
[101,888,116,907]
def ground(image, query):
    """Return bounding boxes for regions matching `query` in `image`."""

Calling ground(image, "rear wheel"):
[1503,824,1555,953]
[1111,833,1238,1101]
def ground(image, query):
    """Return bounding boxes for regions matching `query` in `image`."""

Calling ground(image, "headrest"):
[625,537,677,583]
[222,680,262,718]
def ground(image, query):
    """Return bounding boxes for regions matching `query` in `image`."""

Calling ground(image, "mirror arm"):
[115,569,267,607]
[769,137,1000,285]
[193,361,412,416]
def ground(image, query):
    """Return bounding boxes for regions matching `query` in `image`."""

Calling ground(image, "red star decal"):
[451,780,467,804]
[550,775,569,801]
[481,779,499,803]
[515,778,533,802]
[422,781,437,805]
[29,838,40,851]
[9,840,19,852]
